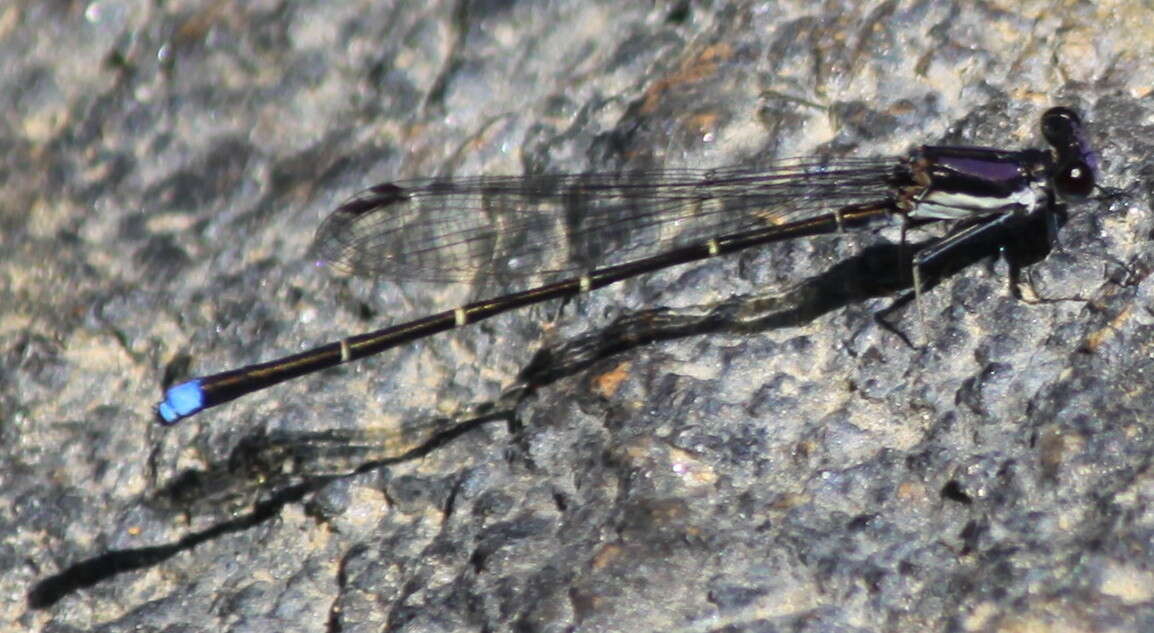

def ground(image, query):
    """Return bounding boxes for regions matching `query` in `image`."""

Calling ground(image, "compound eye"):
[1055,159,1095,200]
[1042,107,1082,146]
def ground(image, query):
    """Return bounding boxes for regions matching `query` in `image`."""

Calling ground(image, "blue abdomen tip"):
[156,380,205,425]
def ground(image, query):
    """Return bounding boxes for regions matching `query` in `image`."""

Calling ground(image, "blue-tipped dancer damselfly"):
[156,107,1097,424]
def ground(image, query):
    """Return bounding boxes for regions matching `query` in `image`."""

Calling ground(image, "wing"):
[311,156,903,284]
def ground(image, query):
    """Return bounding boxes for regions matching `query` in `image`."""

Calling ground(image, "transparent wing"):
[312,156,904,283]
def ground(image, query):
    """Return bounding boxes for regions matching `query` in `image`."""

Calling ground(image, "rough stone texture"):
[4,1,1153,632]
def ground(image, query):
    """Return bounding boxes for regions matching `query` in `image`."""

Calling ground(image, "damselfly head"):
[1040,107,1097,200]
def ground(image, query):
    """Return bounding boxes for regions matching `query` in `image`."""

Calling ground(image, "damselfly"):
[156,107,1097,424]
